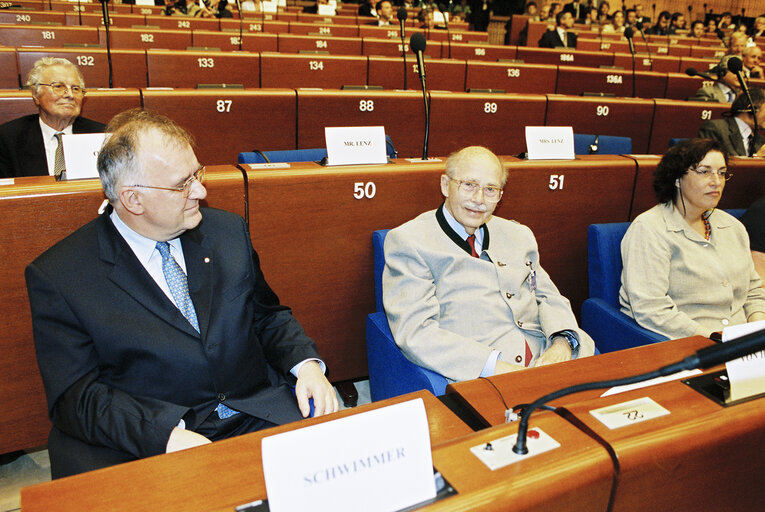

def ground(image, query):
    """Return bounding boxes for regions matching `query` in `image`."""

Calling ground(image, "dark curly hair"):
[652,138,728,204]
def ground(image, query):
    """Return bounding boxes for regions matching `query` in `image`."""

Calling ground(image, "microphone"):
[635,21,653,68]
[438,3,451,58]
[512,327,765,455]
[234,0,243,51]
[624,26,636,98]
[398,6,408,90]
[410,32,430,160]
[727,56,757,157]
[99,0,113,88]
[685,67,715,81]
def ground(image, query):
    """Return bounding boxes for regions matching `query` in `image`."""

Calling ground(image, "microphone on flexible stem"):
[624,26,636,98]
[512,327,765,455]
[77,0,82,25]
[398,6,408,90]
[635,21,653,69]
[99,0,113,88]
[438,3,451,58]
[233,0,243,51]
[685,67,715,81]
[728,56,757,157]
[410,32,430,160]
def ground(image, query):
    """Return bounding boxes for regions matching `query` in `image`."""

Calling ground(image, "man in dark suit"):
[0,57,104,179]
[698,88,765,157]
[538,11,577,48]
[25,109,338,478]
[562,0,585,22]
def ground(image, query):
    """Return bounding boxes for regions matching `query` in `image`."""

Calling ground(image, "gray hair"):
[26,57,85,95]
[444,146,508,186]
[98,108,195,203]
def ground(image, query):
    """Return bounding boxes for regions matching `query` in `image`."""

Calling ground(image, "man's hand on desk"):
[296,361,339,418]
[534,337,573,367]
[494,361,526,374]
[166,427,212,453]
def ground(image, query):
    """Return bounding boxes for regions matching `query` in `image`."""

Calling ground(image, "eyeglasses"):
[687,166,732,181]
[35,82,85,96]
[449,178,503,202]
[130,166,206,198]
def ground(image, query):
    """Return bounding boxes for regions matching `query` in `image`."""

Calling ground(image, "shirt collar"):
[110,210,183,266]
[442,202,484,246]
[38,116,74,140]
[660,201,735,238]
[734,115,752,140]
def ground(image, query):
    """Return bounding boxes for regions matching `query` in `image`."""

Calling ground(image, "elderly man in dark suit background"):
[699,88,765,157]
[0,57,104,179]
[25,109,338,478]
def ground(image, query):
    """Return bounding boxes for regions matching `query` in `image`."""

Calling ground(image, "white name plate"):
[723,319,765,401]
[525,126,575,160]
[62,133,106,180]
[590,397,670,430]
[247,162,290,169]
[262,398,436,512]
[470,428,560,471]
[324,126,387,166]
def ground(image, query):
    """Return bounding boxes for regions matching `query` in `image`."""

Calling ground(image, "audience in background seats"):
[751,16,765,39]
[727,31,748,58]
[601,10,625,34]
[743,45,763,79]
[690,20,705,39]
[619,138,765,340]
[691,55,741,103]
[538,10,577,48]
[645,10,670,35]
[668,12,685,34]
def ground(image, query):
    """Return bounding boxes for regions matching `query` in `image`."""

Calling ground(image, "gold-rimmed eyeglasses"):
[35,82,85,96]
[687,165,732,181]
[130,166,206,198]
[449,178,504,203]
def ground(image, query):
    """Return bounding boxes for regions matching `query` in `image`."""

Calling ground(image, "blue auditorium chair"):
[573,134,632,155]
[366,229,448,402]
[238,136,398,164]
[581,222,667,353]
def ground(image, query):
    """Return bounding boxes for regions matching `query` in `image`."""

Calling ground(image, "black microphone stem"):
[100,0,112,88]
[77,0,82,26]
[234,0,243,51]
[419,65,429,160]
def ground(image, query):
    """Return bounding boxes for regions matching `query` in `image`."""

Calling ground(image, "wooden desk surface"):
[21,391,472,512]
[428,414,613,511]
[564,374,765,512]
[446,336,715,427]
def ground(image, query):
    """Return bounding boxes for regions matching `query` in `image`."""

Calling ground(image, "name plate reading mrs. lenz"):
[261,398,436,512]
[525,126,575,160]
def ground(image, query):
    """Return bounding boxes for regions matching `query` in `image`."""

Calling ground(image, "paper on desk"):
[261,398,435,512]
[600,370,702,397]
[724,319,765,401]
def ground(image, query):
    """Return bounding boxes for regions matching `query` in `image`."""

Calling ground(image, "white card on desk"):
[525,126,575,160]
[723,319,765,401]
[262,398,435,512]
[324,126,387,166]
[590,396,670,430]
[62,133,107,180]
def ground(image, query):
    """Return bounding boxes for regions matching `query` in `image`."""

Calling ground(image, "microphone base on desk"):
[682,370,765,407]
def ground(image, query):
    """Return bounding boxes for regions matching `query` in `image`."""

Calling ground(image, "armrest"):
[582,298,667,353]
[366,312,448,402]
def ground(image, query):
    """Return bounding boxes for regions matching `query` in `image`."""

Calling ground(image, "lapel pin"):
[204,257,211,263]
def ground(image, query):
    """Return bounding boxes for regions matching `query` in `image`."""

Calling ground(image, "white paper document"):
[262,398,436,512]
[62,133,107,180]
[590,396,670,430]
[601,370,702,397]
[723,320,765,401]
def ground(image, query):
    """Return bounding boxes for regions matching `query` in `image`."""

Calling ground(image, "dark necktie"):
[53,132,65,178]
[467,234,479,258]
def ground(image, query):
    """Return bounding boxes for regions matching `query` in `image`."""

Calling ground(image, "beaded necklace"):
[702,210,712,241]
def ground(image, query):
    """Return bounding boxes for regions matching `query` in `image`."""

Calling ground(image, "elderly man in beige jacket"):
[383,146,595,383]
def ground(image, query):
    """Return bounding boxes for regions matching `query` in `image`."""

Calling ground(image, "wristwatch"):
[554,330,580,353]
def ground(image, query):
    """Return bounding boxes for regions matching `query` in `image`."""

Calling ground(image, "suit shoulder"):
[29,216,101,271]
[74,117,106,133]
[0,114,37,137]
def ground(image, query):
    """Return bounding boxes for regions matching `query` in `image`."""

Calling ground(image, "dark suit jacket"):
[698,116,765,157]
[26,208,320,474]
[0,114,105,179]
[538,29,577,48]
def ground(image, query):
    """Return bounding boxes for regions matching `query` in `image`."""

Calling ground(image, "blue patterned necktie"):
[154,242,237,419]
[155,241,199,332]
